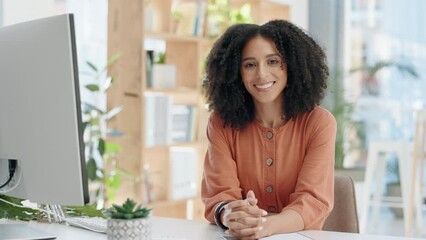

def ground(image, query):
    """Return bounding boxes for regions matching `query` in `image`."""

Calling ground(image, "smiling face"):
[240,36,287,108]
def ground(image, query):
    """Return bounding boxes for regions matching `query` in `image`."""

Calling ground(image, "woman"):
[201,19,337,239]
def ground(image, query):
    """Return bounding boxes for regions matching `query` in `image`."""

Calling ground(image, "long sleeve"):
[284,109,337,229]
[201,113,242,223]
[201,107,336,229]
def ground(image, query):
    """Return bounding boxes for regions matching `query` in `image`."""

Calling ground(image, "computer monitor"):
[0,14,89,206]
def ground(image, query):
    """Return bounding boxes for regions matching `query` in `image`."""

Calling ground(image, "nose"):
[256,62,268,79]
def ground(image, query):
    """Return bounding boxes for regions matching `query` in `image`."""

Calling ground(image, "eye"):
[243,62,257,69]
[267,59,281,66]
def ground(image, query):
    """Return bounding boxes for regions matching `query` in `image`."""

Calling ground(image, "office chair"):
[323,174,359,233]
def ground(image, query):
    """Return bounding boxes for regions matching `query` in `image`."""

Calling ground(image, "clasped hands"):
[222,190,268,239]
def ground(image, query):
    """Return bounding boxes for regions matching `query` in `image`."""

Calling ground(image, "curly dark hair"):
[204,19,329,129]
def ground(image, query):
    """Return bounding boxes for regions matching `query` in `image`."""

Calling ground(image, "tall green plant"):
[351,60,419,96]
[330,91,355,169]
[326,70,365,169]
[81,53,125,208]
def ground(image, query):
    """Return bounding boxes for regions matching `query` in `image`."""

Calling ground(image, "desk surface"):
[1,217,420,240]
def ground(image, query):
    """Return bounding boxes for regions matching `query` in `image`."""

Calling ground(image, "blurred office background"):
[1,0,425,237]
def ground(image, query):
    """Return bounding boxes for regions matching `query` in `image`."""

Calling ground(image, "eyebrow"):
[241,53,282,62]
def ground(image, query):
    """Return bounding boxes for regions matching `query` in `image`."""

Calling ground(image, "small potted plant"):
[105,198,152,240]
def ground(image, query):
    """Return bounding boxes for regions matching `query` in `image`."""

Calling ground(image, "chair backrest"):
[323,174,359,233]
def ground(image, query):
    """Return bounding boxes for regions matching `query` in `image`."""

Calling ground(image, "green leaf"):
[108,198,151,219]
[106,188,117,202]
[86,158,98,181]
[86,61,99,73]
[82,103,105,114]
[105,142,121,153]
[105,106,123,121]
[0,194,38,221]
[134,208,151,218]
[122,198,136,212]
[106,173,120,201]
[112,204,128,214]
[98,138,105,156]
[116,167,132,178]
[104,53,122,71]
[104,76,114,91]
[85,84,100,92]
[64,203,105,218]
[107,173,121,189]
[81,122,89,135]
[107,129,124,137]
[90,117,100,126]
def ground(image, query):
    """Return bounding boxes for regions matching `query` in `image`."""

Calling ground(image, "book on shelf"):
[144,92,172,147]
[171,104,198,143]
[169,146,198,200]
[173,1,206,37]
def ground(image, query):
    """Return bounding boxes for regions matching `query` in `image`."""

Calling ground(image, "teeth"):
[255,82,274,89]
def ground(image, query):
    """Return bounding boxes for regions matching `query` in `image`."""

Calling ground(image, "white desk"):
[1,217,420,240]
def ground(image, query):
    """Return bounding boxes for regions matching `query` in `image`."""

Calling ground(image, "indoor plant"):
[82,54,126,208]
[105,198,152,240]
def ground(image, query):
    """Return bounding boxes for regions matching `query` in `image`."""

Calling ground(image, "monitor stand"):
[0,224,56,240]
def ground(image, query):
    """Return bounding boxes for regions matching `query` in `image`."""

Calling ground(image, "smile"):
[254,81,275,89]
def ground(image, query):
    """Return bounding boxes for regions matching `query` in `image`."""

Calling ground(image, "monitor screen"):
[0,14,89,206]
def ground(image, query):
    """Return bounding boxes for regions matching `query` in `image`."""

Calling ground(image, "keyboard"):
[64,217,107,233]
[64,217,189,239]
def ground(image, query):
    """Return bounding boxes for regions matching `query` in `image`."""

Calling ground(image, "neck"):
[254,102,285,128]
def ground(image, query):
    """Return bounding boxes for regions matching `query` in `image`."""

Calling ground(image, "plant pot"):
[107,217,152,240]
[152,64,176,90]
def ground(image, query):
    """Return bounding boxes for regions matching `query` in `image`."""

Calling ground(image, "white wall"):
[271,0,309,30]
[288,0,309,30]
[2,0,54,26]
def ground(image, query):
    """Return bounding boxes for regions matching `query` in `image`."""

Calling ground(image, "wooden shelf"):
[108,0,291,220]
[145,31,209,43]
[145,88,201,105]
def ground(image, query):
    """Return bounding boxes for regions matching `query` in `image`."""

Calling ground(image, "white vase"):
[107,217,152,240]
[152,64,176,90]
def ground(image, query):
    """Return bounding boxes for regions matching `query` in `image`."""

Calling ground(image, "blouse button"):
[266,131,273,139]
[268,206,276,213]
[266,158,273,166]
[266,185,273,193]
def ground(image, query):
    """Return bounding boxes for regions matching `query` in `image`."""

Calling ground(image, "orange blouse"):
[201,106,337,230]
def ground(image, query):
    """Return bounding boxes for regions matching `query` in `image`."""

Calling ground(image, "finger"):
[224,209,252,222]
[246,190,257,206]
[225,199,249,210]
[237,216,267,228]
[240,235,260,240]
[227,217,266,230]
[245,206,267,217]
[225,206,267,222]
[225,206,262,219]
[225,219,248,230]
[226,226,263,239]
[225,215,266,230]
[246,197,257,206]
[246,190,255,200]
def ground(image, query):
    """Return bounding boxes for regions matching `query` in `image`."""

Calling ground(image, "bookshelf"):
[107,0,291,221]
